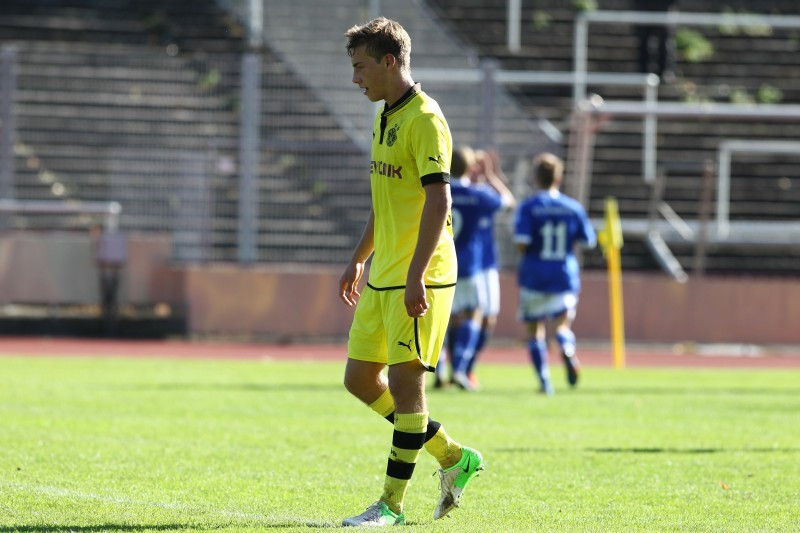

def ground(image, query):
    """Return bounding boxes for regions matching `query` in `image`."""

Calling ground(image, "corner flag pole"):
[599,197,626,369]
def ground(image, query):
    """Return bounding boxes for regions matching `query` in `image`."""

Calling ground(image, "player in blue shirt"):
[443,146,506,391]
[513,153,596,395]
[464,150,515,388]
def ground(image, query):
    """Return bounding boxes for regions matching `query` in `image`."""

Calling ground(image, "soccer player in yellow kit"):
[338,17,485,527]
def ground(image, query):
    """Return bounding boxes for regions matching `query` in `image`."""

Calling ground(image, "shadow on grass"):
[471,386,800,397]
[0,527,187,532]
[0,521,339,531]
[582,387,800,396]
[588,446,800,454]
[108,383,342,393]
[494,446,800,454]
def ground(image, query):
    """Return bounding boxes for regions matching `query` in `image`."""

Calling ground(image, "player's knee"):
[342,369,361,397]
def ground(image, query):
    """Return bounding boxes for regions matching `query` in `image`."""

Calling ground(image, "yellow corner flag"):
[598,197,625,369]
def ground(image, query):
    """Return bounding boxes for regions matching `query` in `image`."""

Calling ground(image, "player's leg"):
[449,275,482,391]
[466,267,499,386]
[412,286,484,519]
[519,287,556,394]
[344,288,465,446]
[345,286,478,523]
[552,304,580,387]
[374,359,429,516]
[375,286,484,519]
[343,287,406,526]
[451,308,482,391]
[344,285,391,408]
[526,319,554,395]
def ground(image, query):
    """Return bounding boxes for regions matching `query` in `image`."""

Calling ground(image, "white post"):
[642,74,659,183]
[369,0,381,20]
[0,46,16,201]
[238,53,262,263]
[479,59,498,149]
[507,0,521,53]
[248,0,263,47]
[572,13,589,105]
[716,146,731,240]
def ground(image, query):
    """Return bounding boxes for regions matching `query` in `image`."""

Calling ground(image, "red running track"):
[0,337,799,368]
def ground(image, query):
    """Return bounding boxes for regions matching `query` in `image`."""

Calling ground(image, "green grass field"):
[1,354,799,532]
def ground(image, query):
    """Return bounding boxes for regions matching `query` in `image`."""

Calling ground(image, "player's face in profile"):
[351,45,387,102]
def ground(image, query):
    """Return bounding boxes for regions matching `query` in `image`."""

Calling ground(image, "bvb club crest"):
[386,124,399,146]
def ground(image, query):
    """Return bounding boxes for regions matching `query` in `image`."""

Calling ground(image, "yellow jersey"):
[368,84,457,289]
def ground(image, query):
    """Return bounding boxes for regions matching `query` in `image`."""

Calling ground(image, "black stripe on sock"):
[392,429,426,450]
[386,458,416,480]
[425,419,441,442]
[385,411,441,443]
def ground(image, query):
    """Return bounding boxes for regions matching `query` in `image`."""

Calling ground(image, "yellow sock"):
[368,388,395,418]
[368,391,460,469]
[423,425,462,469]
[381,412,427,514]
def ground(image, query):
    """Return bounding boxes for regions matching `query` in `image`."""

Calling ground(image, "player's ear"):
[383,53,396,69]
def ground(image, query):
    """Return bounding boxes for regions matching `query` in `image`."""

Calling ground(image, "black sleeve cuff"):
[421,172,450,186]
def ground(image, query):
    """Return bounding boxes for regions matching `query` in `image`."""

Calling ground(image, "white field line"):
[2,481,329,527]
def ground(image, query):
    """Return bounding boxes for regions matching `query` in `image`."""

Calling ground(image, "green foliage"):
[719,7,773,37]
[197,68,221,91]
[532,10,553,30]
[729,87,754,105]
[757,84,783,104]
[2,356,799,531]
[310,180,329,196]
[572,0,597,13]
[676,29,714,63]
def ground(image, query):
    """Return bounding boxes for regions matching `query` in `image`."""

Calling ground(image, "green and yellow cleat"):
[342,500,404,527]
[433,446,485,519]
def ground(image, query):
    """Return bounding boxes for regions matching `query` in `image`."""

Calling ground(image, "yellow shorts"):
[347,283,455,371]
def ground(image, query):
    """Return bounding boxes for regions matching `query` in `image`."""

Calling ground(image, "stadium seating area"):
[0,0,369,263]
[427,0,800,273]
[1,0,799,273]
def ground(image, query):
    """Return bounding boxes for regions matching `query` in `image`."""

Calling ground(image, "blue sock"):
[453,321,480,374]
[528,339,552,390]
[555,329,576,357]
[466,327,489,374]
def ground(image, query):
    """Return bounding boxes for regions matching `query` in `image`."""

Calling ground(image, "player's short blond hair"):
[451,146,476,177]
[345,17,411,71]
[533,152,564,189]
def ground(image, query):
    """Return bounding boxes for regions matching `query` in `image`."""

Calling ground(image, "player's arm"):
[339,208,375,306]
[405,182,450,317]
[578,209,598,249]
[512,204,531,254]
[482,149,516,209]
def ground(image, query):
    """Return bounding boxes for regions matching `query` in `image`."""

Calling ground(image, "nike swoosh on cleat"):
[462,457,471,473]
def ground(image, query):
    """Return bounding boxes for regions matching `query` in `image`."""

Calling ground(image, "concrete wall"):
[0,231,172,306]
[163,265,800,345]
[2,232,797,344]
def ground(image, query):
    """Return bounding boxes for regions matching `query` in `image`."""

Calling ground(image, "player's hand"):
[339,261,365,306]
[404,279,429,317]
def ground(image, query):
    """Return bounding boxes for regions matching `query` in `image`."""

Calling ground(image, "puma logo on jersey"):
[397,338,413,352]
[428,155,443,165]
